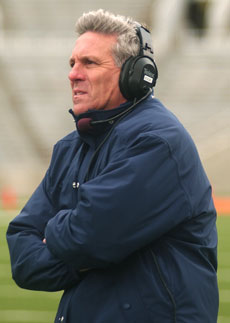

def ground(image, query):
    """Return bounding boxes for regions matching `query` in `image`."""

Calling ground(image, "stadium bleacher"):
[0,0,229,195]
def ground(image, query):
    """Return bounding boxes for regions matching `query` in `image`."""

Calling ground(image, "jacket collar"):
[69,101,132,136]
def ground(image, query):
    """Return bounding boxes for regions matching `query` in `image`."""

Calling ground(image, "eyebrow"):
[69,55,100,66]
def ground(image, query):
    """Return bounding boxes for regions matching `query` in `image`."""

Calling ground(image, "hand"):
[43,238,46,244]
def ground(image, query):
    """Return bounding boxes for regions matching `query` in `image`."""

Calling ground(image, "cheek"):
[89,69,121,107]
[90,76,110,97]
[100,71,120,93]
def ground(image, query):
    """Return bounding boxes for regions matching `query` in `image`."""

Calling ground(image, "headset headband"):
[135,24,154,59]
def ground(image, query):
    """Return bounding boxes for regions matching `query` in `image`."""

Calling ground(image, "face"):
[68,31,126,115]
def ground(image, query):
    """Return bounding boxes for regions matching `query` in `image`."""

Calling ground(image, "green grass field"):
[0,210,229,323]
[217,215,230,323]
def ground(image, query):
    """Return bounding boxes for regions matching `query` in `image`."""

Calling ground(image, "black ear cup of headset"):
[119,55,158,100]
[119,25,158,100]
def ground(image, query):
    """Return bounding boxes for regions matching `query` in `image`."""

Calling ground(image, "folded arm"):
[6,177,80,291]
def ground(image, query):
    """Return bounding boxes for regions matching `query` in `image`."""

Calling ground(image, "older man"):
[7,9,218,323]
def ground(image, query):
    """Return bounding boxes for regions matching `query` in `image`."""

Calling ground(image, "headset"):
[119,24,158,101]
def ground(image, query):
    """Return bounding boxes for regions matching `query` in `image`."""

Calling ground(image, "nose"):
[68,63,85,83]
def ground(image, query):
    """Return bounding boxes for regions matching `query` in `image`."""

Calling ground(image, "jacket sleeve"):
[6,171,80,292]
[45,133,194,269]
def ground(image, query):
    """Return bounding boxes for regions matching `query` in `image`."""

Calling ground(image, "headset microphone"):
[74,88,152,133]
[76,90,152,132]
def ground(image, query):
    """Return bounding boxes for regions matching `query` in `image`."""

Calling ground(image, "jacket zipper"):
[150,250,177,323]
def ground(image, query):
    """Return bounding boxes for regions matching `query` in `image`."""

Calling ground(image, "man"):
[7,9,218,323]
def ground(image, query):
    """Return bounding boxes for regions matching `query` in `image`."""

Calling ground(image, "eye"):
[69,59,75,68]
[85,58,94,65]
[83,57,99,66]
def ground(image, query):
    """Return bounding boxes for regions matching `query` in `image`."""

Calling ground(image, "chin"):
[72,105,89,116]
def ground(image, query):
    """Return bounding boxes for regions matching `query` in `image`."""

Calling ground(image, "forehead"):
[71,31,117,58]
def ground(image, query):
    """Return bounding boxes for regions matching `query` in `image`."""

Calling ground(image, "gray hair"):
[75,9,140,67]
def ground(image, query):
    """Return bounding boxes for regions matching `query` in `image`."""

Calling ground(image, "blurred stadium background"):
[0,0,229,199]
[0,1,229,322]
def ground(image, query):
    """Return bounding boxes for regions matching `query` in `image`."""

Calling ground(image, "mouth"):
[73,90,87,97]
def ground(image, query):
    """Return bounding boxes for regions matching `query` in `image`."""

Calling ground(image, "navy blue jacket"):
[7,95,218,322]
